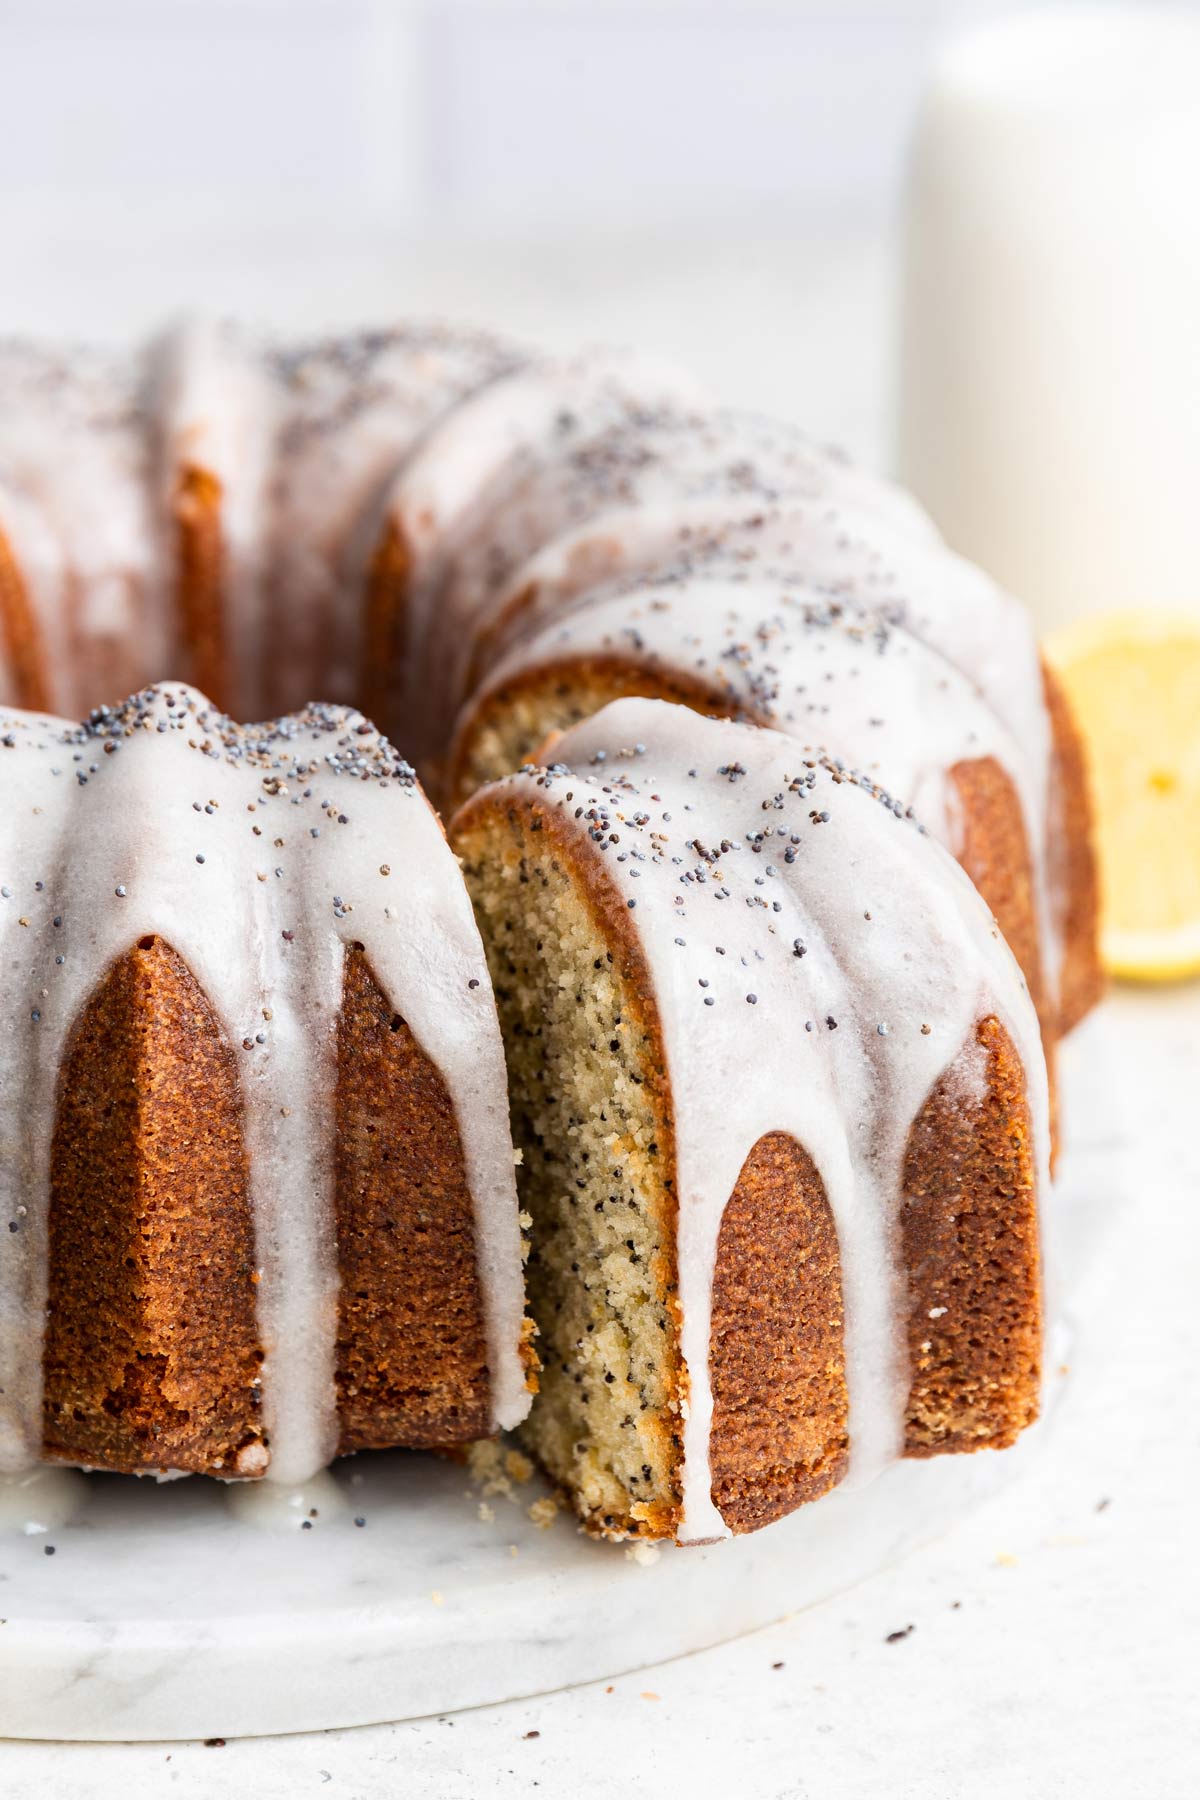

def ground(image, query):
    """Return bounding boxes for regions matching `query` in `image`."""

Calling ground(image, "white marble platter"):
[0,1020,1122,1742]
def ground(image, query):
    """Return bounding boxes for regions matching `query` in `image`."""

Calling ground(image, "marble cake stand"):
[0,1020,1122,1742]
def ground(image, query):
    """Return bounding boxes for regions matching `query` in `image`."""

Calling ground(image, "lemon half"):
[1045,610,1200,982]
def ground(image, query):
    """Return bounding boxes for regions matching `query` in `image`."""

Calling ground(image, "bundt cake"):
[0,684,532,1481]
[446,570,1051,1045]
[0,322,527,722]
[0,318,1101,1535]
[453,699,1048,1542]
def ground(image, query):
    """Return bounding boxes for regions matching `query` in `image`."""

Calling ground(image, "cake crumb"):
[505,1448,535,1484]
[431,1590,444,1606]
[235,1441,269,1476]
[885,1625,914,1644]
[527,1495,559,1529]
[624,1540,661,1567]
[995,1551,1019,1567]
[478,1501,496,1524]
[466,1438,542,1506]
[641,1691,661,1702]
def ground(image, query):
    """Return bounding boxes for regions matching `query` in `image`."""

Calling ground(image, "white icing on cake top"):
[504,698,1048,1542]
[0,323,527,722]
[262,325,525,711]
[461,477,1060,999]
[0,342,167,716]
[152,319,279,722]
[0,684,530,1480]
[381,349,711,760]
[460,570,1053,1010]
[393,394,930,738]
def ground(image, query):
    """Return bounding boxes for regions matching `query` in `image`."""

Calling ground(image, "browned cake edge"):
[902,1013,1042,1455]
[1042,659,1105,1034]
[174,464,229,710]
[42,935,266,1475]
[446,654,736,808]
[358,516,412,741]
[709,1132,850,1534]
[949,753,1059,1160]
[465,574,541,696]
[0,522,51,711]
[334,942,493,1450]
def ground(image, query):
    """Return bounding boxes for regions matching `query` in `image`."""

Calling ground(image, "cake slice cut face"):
[454,698,1046,1542]
[0,684,531,1480]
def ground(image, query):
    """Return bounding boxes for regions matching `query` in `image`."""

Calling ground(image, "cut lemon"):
[1045,610,1200,982]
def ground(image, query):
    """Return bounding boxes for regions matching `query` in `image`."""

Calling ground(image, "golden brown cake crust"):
[1043,660,1105,1034]
[42,936,265,1475]
[708,1131,849,1533]
[950,756,1045,1027]
[174,464,228,709]
[949,752,1059,1158]
[0,523,50,711]
[359,518,412,741]
[334,943,492,1450]
[447,653,733,807]
[902,1014,1042,1455]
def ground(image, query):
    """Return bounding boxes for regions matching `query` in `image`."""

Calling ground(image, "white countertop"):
[2,234,1195,1797]
[5,985,1195,1799]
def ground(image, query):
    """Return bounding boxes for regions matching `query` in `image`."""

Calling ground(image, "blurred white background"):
[2,0,1024,247]
[1,0,1196,462]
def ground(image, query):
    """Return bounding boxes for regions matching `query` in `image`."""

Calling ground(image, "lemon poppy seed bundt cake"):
[0,318,1100,1535]
[0,685,533,1480]
[453,699,1048,1541]
[447,571,1053,1047]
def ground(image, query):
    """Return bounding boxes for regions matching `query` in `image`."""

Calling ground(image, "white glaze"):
[473,572,1034,848]
[461,570,1054,1004]
[0,341,167,716]
[224,1466,347,1531]
[262,324,525,713]
[484,497,1047,778]
[0,324,526,723]
[461,408,937,677]
[505,698,1048,1542]
[0,324,1059,1513]
[381,349,711,757]
[0,1464,88,1534]
[0,328,1049,844]
[478,488,1061,998]
[404,398,933,748]
[152,318,279,721]
[0,684,529,1481]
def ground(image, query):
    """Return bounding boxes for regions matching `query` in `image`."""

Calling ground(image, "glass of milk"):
[897,6,1200,634]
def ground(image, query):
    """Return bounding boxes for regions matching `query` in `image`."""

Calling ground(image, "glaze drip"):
[0,684,529,1478]
[494,698,1048,1541]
